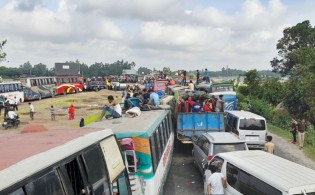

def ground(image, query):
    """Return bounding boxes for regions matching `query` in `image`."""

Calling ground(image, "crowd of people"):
[177,94,225,113]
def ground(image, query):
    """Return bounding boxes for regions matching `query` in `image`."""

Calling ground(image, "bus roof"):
[218,151,315,192]
[0,128,114,191]
[0,128,111,171]
[225,110,265,119]
[85,110,170,139]
[0,81,22,85]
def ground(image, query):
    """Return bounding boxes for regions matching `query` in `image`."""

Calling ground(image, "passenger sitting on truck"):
[192,100,202,112]
[203,99,213,112]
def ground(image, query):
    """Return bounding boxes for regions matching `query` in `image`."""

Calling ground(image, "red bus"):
[55,76,84,95]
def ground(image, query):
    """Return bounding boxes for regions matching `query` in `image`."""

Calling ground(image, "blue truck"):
[167,85,225,144]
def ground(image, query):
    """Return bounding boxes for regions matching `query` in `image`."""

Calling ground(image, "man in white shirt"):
[29,102,35,120]
[8,110,18,120]
[99,95,122,120]
[207,165,227,195]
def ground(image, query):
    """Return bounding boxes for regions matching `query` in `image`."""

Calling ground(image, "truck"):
[84,78,107,91]
[167,85,225,144]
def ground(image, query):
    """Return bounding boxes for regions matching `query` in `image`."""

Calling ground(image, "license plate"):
[246,136,259,141]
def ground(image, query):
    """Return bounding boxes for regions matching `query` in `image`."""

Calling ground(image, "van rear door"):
[238,118,266,149]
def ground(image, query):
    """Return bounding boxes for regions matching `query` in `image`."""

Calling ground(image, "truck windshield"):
[239,119,266,130]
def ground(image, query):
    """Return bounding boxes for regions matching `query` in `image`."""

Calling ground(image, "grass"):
[268,123,315,162]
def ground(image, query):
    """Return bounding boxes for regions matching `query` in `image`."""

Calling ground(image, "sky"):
[1,0,315,71]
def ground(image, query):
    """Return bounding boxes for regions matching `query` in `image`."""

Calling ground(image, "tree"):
[259,77,285,106]
[271,20,315,75]
[0,40,7,63]
[19,61,33,76]
[163,67,171,76]
[243,69,261,97]
[138,67,152,75]
[271,20,315,125]
[33,63,48,76]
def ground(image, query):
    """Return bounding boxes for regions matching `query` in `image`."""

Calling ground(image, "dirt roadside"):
[0,89,122,134]
[269,132,315,170]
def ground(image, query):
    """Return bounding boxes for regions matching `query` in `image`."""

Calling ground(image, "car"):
[192,132,248,175]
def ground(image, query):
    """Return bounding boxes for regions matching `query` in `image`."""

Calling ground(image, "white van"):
[225,110,266,149]
[204,150,315,195]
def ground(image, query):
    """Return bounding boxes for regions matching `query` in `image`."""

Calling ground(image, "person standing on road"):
[13,97,19,111]
[207,165,227,195]
[68,104,75,120]
[50,105,55,121]
[297,119,307,150]
[4,99,10,119]
[29,102,35,120]
[290,119,298,144]
[264,135,275,154]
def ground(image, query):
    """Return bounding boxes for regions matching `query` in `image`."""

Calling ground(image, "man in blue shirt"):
[148,89,160,106]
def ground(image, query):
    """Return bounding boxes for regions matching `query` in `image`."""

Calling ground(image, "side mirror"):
[124,150,137,173]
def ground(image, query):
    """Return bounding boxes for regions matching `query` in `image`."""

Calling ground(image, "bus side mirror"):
[124,150,137,173]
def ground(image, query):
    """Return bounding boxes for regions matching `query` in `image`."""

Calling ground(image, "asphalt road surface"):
[164,141,203,195]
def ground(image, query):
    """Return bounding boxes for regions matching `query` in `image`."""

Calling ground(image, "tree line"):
[238,20,315,129]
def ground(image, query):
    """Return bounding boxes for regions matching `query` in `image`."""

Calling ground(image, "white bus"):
[0,81,24,104]
[87,109,174,195]
[0,128,132,195]
[204,150,315,195]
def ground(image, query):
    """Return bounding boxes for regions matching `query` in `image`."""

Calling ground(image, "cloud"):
[15,0,42,11]
[1,0,313,71]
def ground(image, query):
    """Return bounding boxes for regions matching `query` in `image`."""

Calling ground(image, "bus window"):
[24,170,65,195]
[82,146,110,194]
[158,124,165,151]
[63,159,85,195]
[150,135,158,172]
[7,188,25,195]
[4,84,9,92]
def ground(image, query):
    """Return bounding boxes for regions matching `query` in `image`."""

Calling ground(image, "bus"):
[0,128,132,195]
[17,77,58,101]
[55,76,84,95]
[0,81,24,104]
[86,109,174,195]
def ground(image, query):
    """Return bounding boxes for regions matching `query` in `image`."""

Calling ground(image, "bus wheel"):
[63,90,67,95]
